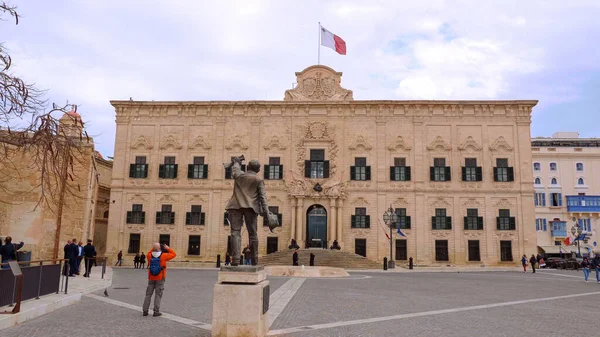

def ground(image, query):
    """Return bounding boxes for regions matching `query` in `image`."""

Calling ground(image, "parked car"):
[545,257,566,269]
[565,257,583,269]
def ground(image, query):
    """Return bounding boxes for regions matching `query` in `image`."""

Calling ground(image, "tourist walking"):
[83,239,96,277]
[592,256,600,283]
[0,236,24,270]
[243,245,252,265]
[582,257,591,282]
[292,250,299,266]
[134,253,140,269]
[529,254,537,273]
[116,250,123,266]
[142,243,176,317]
[139,253,146,269]
[521,255,528,273]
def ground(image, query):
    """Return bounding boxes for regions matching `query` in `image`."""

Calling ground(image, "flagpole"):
[318,22,321,65]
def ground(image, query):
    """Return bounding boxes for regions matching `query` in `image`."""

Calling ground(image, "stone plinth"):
[265,265,349,278]
[212,266,269,337]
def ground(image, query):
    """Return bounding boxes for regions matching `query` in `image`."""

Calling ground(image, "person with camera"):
[142,242,176,317]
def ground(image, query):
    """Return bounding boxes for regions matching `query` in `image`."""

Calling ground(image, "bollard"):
[409,257,414,270]
[383,257,388,270]
[216,254,221,268]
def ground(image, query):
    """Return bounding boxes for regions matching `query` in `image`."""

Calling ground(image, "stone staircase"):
[259,249,381,269]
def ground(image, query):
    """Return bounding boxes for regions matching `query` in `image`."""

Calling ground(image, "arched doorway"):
[306,204,327,248]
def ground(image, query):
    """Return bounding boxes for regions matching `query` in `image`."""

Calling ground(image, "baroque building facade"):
[532,132,600,257]
[107,65,538,266]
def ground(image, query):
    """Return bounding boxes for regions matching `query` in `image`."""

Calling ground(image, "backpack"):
[149,254,164,276]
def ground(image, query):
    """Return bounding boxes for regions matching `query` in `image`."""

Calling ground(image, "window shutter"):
[476,167,482,181]
[493,168,499,182]
[477,217,484,230]
[126,211,132,224]
[464,217,468,230]
[405,167,411,181]
[543,219,547,231]
[558,193,562,206]
[279,165,284,179]
[170,212,175,224]
[496,217,500,230]
[445,167,451,181]
[224,212,229,225]
[390,167,395,181]
[507,167,514,181]
[225,168,231,179]
[446,216,452,229]
[431,216,436,229]
[278,213,283,226]
[129,164,135,178]
[304,160,311,178]
[173,164,178,178]
[156,212,161,224]
[509,217,516,230]
[365,215,371,228]
[430,167,435,181]
[534,195,539,206]
[350,166,356,180]
[365,166,371,180]
[323,160,330,178]
[158,165,165,178]
[351,215,356,228]
[203,165,209,179]
[201,213,205,225]
[405,216,411,229]
[140,212,145,224]
[542,193,546,206]
[185,212,191,225]
[461,167,467,181]
[188,164,194,179]
[143,164,149,178]
[264,165,270,180]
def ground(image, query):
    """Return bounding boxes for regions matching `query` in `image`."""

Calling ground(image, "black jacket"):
[68,243,78,260]
[83,244,96,258]
[0,242,24,261]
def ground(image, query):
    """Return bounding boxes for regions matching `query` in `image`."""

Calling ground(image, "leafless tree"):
[0,1,89,210]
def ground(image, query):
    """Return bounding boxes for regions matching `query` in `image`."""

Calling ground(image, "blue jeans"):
[1,259,9,270]
[244,259,251,265]
[583,268,590,281]
[596,269,600,282]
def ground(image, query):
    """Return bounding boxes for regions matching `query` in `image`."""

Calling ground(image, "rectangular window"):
[550,193,562,207]
[188,156,208,179]
[435,240,449,261]
[158,234,170,247]
[266,157,283,180]
[156,205,175,224]
[186,205,205,225]
[534,193,546,207]
[129,156,148,178]
[432,208,451,230]
[497,209,515,230]
[188,235,201,255]
[305,149,329,179]
[159,156,178,179]
[127,204,145,224]
[390,166,411,181]
[500,241,513,261]
[351,208,370,228]
[267,237,278,255]
[468,240,481,261]
[464,208,483,230]
[462,158,482,182]
[351,157,370,181]
[355,238,367,257]
[431,158,450,181]
[394,208,411,229]
[536,218,548,232]
[493,158,513,182]
[395,240,407,260]
[128,233,141,254]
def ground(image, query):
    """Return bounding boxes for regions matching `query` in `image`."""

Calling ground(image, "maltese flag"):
[321,26,346,55]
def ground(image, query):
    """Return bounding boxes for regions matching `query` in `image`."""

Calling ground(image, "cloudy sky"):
[4,0,600,157]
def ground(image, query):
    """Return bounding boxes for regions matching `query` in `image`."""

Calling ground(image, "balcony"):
[566,196,600,212]
[551,221,567,238]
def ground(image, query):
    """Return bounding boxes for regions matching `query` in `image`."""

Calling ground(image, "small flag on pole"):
[320,25,346,55]
[397,227,407,237]
[564,237,571,246]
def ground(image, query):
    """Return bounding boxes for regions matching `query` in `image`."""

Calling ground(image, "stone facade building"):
[532,132,600,257]
[107,65,538,266]
[0,111,111,260]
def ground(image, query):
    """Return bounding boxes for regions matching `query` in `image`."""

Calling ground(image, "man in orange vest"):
[142,242,176,317]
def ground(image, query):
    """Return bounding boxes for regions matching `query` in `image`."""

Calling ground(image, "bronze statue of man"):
[225,156,269,266]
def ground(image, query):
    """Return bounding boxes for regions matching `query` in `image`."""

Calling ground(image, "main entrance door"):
[306,205,327,248]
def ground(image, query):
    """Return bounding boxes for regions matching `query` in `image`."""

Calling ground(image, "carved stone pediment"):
[189,136,212,150]
[264,136,287,150]
[494,198,513,208]
[427,136,451,152]
[392,198,409,207]
[158,194,178,204]
[387,136,412,151]
[489,136,513,152]
[350,197,370,206]
[430,197,451,208]
[131,135,153,150]
[348,136,372,151]
[127,194,148,203]
[462,198,484,208]
[457,136,482,152]
[160,135,183,150]
[186,194,207,204]
[284,65,353,101]
[225,135,249,150]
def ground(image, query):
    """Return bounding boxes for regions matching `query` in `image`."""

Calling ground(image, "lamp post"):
[383,205,398,269]
[570,218,583,258]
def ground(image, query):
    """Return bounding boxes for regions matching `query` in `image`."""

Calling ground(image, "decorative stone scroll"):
[457,136,482,152]
[189,136,212,150]
[284,65,353,101]
[348,136,373,151]
[489,136,514,152]
[387,136,412,151]
[160,135,183,150]
[225,135,249,151]
[130,135,153,150]
[426,136,452,152]
[263,136,287,150]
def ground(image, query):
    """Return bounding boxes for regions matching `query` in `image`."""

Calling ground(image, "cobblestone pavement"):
[3,268,599,337]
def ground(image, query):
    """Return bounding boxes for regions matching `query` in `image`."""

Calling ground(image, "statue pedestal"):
[212,266,270,337]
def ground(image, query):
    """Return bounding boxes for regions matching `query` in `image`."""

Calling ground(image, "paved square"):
[3,269,599,337]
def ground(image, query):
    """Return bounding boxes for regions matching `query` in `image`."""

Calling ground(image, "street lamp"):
[383,205,398,269]
[571,217,583,258]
